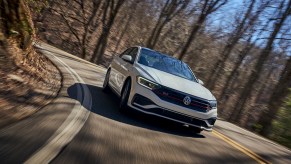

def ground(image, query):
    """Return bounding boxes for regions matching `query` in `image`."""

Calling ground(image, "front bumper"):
[127,82,217,131]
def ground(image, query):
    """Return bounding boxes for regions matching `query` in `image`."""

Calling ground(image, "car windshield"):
[138,48,197,82]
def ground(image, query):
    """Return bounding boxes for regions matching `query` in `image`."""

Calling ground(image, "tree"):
[217,14,275,115]
[90,0,125,64]
[177,0,228,60]
[49,0,102,59]
[270,92,291,148]
[0,0,35,50]
[258,56,291,135]
[146,0,189,49]
[206,0,263,89]
[113,0,141,52]
[254,52,286,104]
[230,0,291,122]
[218,34,256,110]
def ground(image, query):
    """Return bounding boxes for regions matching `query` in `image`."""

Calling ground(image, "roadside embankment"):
[0,40,62,128]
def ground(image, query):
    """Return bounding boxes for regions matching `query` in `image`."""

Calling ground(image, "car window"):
[128,48,138,62]
[119,48,133,58]
[138,48,197,82]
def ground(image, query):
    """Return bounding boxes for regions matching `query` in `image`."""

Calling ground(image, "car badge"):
[183,96,191,105]
[206,105,212,112]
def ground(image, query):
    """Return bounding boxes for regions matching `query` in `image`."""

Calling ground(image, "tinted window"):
[119,48,132,58]
[138,49,197,82]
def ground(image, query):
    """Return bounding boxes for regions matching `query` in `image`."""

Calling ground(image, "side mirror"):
[198,79,204,85]
[121,55,133,63]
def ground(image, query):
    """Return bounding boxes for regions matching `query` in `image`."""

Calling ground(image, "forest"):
[12,0,291,147]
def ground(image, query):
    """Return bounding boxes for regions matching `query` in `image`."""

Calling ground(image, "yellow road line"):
[212,130,270,164]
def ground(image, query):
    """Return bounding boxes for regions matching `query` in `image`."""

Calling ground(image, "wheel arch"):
[120,75,132,95]
[122,76,132,92]
[119,76,133,110]
[106,67,111,72]
[105,67,112,82]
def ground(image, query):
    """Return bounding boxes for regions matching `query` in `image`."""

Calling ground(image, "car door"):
[110,48,133,94]
[115,47,138,94]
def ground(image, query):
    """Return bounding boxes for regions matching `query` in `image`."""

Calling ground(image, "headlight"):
[137,76,160,90]
[209,100,217,108]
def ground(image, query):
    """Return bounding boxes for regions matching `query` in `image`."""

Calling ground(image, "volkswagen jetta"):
[102,47,217,133]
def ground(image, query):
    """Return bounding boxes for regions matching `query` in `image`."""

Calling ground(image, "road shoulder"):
[214,120,291,163]
[0,44,92,163]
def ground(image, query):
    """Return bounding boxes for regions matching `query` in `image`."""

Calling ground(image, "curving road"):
[0,43,290,164]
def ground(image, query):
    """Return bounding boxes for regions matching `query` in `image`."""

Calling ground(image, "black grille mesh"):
[153,87,210,113]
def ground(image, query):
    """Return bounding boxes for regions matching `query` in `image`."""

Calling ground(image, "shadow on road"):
[67,83,205,138]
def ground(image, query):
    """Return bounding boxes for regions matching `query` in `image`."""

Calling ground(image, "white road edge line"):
[25,48,92,164]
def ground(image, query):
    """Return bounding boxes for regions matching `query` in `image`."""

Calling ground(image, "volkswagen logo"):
[183,96,191,105]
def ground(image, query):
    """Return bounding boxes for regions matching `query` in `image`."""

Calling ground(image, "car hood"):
[136,64,215,100]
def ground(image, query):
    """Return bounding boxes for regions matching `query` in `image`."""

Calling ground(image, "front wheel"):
[119,80,131,112]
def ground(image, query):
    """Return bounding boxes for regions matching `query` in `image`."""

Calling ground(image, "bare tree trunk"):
[1,0,35,50]
[90,0,125,64]
[219,35,255,102]
[36,0,56,23]
[254,68,275,103]
[178,13,206,60]
[113,14,131,53]
[114,1,140,53]
[147,19,168,49]
[206,0,257,89]
[178,0,227,60]
[230,0,291,122]
[80,0,102,59]
[146,0,189,49]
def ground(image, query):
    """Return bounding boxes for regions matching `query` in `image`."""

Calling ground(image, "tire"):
[102,69,111,93]
[119,80,131,112]
[190,126,202,134]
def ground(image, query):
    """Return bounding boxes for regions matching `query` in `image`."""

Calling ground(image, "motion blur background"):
[1,0,291,149]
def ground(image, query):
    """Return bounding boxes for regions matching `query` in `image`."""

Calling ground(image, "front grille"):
[153,87,210,113]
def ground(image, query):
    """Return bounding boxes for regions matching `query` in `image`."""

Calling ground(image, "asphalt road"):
[0,43,290,163]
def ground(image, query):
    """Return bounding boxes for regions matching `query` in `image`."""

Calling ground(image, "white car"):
[103,46,217,133]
